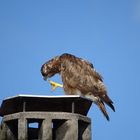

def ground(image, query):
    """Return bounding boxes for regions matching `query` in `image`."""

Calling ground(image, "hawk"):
[41,53,115,120]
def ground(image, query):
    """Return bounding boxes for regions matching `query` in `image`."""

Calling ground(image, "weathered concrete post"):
[0,94,92,140]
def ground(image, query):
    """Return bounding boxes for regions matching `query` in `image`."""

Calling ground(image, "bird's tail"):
[101,94,115,112]
[97,101,110,121]
[96,81,115,112]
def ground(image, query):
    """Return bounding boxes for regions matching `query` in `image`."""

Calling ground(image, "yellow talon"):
[48,80,63,91]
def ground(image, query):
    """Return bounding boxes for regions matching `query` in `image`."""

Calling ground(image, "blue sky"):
[0,0,140,139]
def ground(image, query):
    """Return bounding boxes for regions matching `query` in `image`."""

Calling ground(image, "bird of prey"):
[41,53,115,120]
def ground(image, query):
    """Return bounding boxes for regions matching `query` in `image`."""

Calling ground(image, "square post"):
[82,123,91,140]
[39,119,52,140]
[55,119,78,140]
[18,117,27,140]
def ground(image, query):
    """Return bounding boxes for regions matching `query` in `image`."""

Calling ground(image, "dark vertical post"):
[72,101,75,113]
[23,101,26,112]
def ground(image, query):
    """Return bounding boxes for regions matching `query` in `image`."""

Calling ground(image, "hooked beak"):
[43,76,48,81]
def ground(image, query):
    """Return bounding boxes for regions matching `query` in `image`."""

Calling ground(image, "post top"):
[0,94,92,117]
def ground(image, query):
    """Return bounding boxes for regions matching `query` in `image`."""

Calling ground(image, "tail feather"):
[97,101,110,121]
[101,94,115,112]
[96,81,115,112]
[107,102,115,112]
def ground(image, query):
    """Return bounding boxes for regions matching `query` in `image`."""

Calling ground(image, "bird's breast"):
[63,85,82,96]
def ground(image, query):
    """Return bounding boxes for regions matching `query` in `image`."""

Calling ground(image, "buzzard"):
[41,53,115,120]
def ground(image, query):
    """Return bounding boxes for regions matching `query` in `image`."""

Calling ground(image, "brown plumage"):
[41,53,115,121]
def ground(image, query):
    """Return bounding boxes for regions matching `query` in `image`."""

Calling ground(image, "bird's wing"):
[61,57,103,94]
[62,58,115,111]
[60,54,115,113]
[80,58,103,82]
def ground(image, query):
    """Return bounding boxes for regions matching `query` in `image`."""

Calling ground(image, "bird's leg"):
[48,80,63,91]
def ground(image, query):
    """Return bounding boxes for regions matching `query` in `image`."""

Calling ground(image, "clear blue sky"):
[0,0,140,139]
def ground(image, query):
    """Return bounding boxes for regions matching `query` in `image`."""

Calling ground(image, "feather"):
[100,94,115,112]
[97,101,110,121]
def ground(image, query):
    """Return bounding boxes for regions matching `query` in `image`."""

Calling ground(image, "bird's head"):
[41,56,61,80]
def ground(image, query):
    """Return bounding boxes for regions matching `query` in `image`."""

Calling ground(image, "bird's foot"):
[48,80,63,91]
